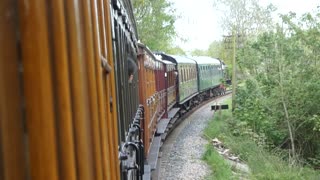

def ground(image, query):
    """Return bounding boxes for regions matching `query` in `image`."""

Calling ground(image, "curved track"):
[154,94,232,179]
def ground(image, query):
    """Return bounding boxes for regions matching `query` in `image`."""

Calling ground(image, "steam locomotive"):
[0,0,225,180]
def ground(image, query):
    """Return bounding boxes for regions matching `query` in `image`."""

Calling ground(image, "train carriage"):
[173,56,198,105]
[161,59,177,115]
[153,54,178,114]
[171,55,198,104]
[155,53,198,109]
[111,0,139,142]
[154,59,166,121]
[191,56,224,91]
[137,43,159,157]
[0,0,144,180]
[110,1,147,179]
[0,0,228,179]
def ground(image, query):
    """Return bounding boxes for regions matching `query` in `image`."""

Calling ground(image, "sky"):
[170,0,320,52]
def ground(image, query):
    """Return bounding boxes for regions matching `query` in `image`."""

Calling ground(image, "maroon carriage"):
[154,58,177,119]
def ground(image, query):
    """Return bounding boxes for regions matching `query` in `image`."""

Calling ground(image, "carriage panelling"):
[153,59,177,117]
[137,47,149,154]
[191,56,224,92]
[111,0,139,143]
[155,60,167,120]
[110,1,143,179]
[137,44,159,155]
[1,0,121,180]
[97,0,121,178]
[154,54,197,105]
[19,1,65,179]
[172,56,198,104]
[164,62,177,111]
[0,1,26,179]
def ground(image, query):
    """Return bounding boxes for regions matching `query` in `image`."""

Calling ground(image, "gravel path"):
[158,95,231,180]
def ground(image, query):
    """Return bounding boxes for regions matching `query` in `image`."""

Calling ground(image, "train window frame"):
[180,67,183,83]
[192,68,194,80]
[185,66,187,82]
[179,68,181,83]
[183,67,186,82]
[188,66,190,81]
[183,67,185,82]
[180,66,184,83]
[186,66,189,81]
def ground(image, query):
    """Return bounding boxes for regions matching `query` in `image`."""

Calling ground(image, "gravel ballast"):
[158,95,231,180]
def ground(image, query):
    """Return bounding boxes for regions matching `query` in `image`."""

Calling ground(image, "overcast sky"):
[170,0,319,51]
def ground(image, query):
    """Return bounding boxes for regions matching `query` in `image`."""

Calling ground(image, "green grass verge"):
[202,97,320,180]
[202,144,234,180]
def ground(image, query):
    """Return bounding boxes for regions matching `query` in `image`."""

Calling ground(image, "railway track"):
[152,92,232,179]
[167,91,231,138]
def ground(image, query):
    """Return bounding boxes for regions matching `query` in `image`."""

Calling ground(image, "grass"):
[202,144,234,180]
[202,97,320,180]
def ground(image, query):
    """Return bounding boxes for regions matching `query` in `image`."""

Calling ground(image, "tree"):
[132,0,178,52]
[190,49,207,56]
[207,41,224,59]
[213,0,275,111]
[213,0,275,37]
[166,46,186,55]
[235,9,320,167]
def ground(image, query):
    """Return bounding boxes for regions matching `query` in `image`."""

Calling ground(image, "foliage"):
[212,0,275,37]
[192,40,232,79]
[235,9,320,167]
[190,49,207,56]
[203,97,320,179]
[203,99,237,179]
[189,41,229,63]
[207,41,225,60]
[210,0,276,79]
[198,41,228,63]
[132,0,180,52]
[202,145,234,180]
[166,46,186,55]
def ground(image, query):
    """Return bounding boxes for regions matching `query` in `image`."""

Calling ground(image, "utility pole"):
[231,29,236,111]
[223,28,240,111]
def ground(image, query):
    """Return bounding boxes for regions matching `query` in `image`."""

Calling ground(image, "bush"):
[203,97,320,179]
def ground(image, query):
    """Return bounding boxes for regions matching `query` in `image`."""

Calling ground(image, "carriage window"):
[186,66,189,81]
[181,68,184,82]
[182,68,185,82]
[170,71,173,86]
[191,68,193,79]
[185,68,188,81]
[185,67,187,81]
[185,68,187,82]
[187,67,189,81]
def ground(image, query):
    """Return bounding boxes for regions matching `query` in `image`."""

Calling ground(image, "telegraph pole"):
[231,29,236,111]
[223,28,239,111]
